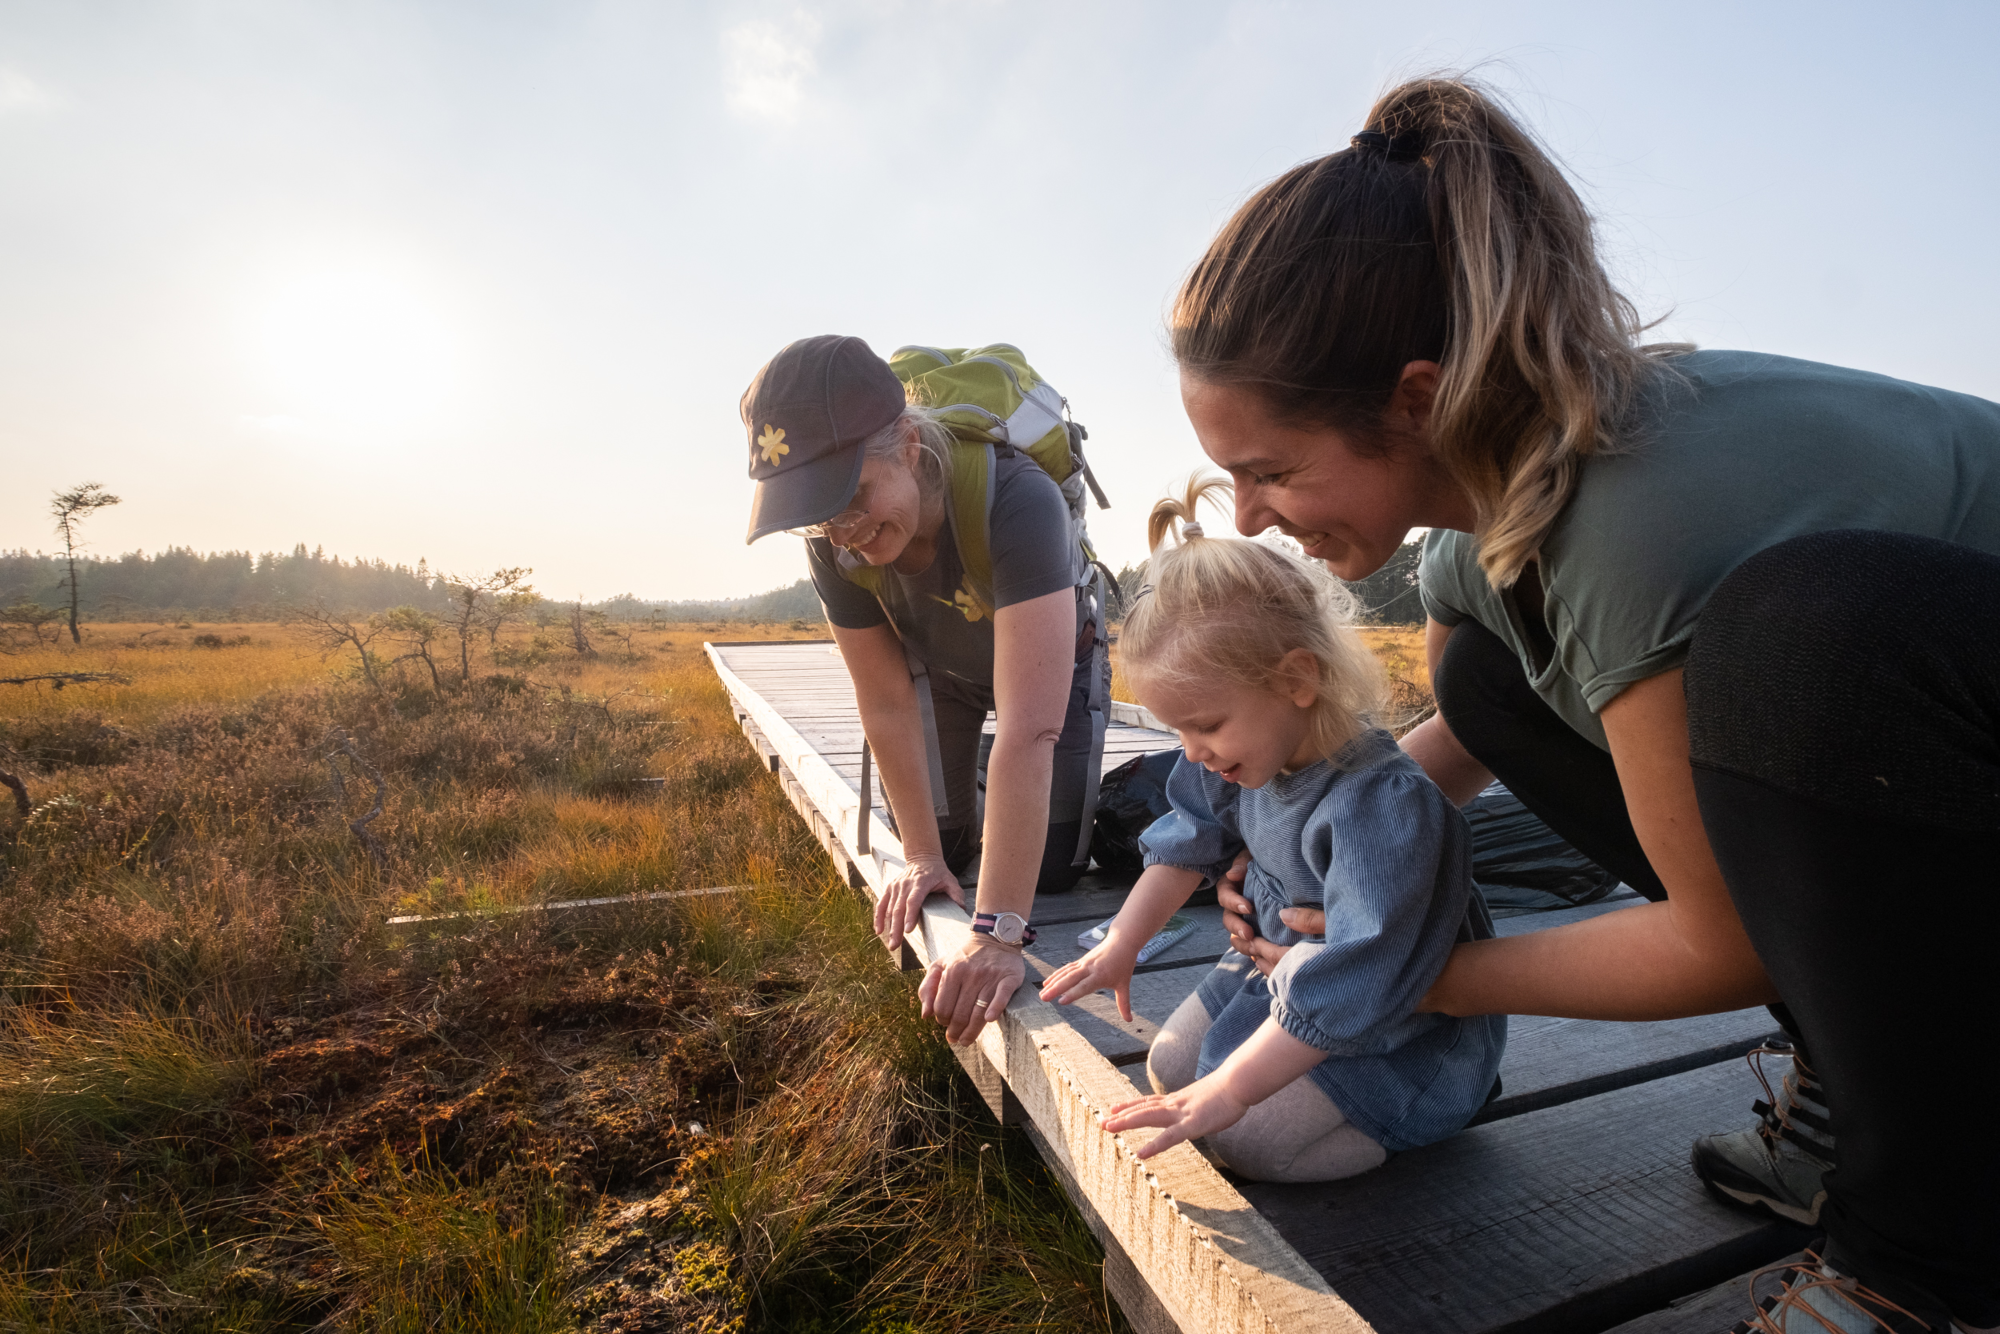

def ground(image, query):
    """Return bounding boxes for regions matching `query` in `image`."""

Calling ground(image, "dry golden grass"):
[0,620,1126,1334]
[1,620,816,724]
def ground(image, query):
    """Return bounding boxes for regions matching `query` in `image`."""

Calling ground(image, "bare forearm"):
[1214,1019,1326,1106]
[1400,713,1491,806]
[1427,901,1777,1021]
[1107,865,1204,947]
[977,730,1056,914]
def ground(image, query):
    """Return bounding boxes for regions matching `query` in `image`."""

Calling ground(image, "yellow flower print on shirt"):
[933,583,991,623]
[757,425,790,466]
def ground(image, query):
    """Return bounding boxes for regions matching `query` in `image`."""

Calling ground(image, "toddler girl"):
[1040,478,1505,1181]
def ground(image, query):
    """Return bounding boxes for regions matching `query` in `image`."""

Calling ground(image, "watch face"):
[992,912,1028,944]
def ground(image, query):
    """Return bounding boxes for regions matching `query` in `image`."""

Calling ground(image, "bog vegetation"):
[0,620,1130,1334]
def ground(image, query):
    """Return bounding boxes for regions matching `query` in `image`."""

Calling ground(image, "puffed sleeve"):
[1136,754,1244,884]
[1267,768,1473,1057]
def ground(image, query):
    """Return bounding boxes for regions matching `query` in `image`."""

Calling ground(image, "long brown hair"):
[1173,76,1678,589]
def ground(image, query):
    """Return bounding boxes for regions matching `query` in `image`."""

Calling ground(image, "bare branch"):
[440,567,533,685]
[282,601,386,691]
[376,606,444,693]
[0,769,27,819]
[323,727,388,869]
[0,671,132,689]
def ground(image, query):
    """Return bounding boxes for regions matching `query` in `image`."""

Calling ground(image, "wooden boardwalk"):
[707,640,1816,1334]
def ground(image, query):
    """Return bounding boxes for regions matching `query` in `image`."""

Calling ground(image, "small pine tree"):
[50,482,122,645]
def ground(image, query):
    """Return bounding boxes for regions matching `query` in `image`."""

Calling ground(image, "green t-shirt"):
[1420,350,2000,750]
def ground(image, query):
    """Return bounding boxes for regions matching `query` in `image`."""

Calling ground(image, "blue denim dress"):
[1139,728,1507,1153]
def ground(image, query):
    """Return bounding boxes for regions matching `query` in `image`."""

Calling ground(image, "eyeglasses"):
[785,483,874,540]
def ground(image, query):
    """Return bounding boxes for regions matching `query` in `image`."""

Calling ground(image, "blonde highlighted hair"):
[1172,75,1684,590]
[1123,476,1388,761]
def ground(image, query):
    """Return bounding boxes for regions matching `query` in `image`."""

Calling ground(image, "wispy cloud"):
[720,13,820,123]
[0,68,59,115]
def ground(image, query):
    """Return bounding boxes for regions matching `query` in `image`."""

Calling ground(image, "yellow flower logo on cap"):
[757,424,790,465]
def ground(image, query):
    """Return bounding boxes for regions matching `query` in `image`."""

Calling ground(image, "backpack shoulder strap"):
[945,438,996,619]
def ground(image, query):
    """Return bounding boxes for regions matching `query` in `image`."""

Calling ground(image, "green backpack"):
[840,343,1110,620]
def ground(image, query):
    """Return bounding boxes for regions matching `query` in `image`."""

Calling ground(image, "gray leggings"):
[1147,992,1385,1183]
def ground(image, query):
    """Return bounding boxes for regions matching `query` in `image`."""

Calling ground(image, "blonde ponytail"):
[1123,475,1387,760]
[1144,474,1225,554]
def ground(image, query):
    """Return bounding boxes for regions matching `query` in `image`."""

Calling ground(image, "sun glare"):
[245,264,460,433]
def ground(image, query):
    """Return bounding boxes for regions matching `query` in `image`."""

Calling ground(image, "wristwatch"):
[972,911,1037,946]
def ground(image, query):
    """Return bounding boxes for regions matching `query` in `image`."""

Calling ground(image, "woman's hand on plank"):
[874,853,964,950]
[1039,940,1138,1021]
[918,935,1025,1045]
[1104,1075,1250,1161]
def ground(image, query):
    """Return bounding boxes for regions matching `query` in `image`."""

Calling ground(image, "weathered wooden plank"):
[1480,1008,1779,1125]
[1017,957,1213,1065]
[1235,1059,1815,1334]
[935,898,1379,1334]
[1599,1253,1803,1333]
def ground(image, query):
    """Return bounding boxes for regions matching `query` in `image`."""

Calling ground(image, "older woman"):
[1174,79,1997,1334]
[742,335,1109,1046]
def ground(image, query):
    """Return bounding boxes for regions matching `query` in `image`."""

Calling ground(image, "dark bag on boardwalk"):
[1090,749,1181,874]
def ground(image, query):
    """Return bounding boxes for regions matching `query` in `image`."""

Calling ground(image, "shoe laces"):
[1734,1250,1932,1334]
[1747,1042,1836,1161]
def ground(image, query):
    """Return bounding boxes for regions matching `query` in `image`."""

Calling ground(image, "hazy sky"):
[4,1,1997,600]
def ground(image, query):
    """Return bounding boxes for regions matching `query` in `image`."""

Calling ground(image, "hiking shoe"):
[1692,1041,1835,1225]
[1730,1250,1939,1333]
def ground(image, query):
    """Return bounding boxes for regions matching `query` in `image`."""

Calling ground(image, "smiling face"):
[823,441,930,566]
[1180,371,1469,581]
[1135,650,1322,789]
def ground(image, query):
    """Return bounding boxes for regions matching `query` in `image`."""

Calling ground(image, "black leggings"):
[1435,531,2000,1323]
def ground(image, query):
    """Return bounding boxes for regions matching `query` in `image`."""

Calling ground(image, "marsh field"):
[0,620,1429,1334]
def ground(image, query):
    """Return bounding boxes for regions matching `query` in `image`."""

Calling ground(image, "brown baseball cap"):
[742,334,908,544]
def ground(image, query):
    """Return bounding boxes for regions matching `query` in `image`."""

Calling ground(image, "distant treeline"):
[0,545,830,625]
[1,538,1424,627]
[0,545,447,621]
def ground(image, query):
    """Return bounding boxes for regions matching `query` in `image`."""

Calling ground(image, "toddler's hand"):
[1038,941,1137,1021]
[1103,1074,1250,1160]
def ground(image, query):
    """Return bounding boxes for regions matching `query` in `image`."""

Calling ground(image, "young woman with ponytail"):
[1173,77,1999,1333]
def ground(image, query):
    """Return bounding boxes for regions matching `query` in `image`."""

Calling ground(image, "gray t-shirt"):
[1421,350,2000,750]
[809,447,1079,688]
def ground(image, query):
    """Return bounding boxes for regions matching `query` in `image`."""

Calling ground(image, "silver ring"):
[972,998,990,1008]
